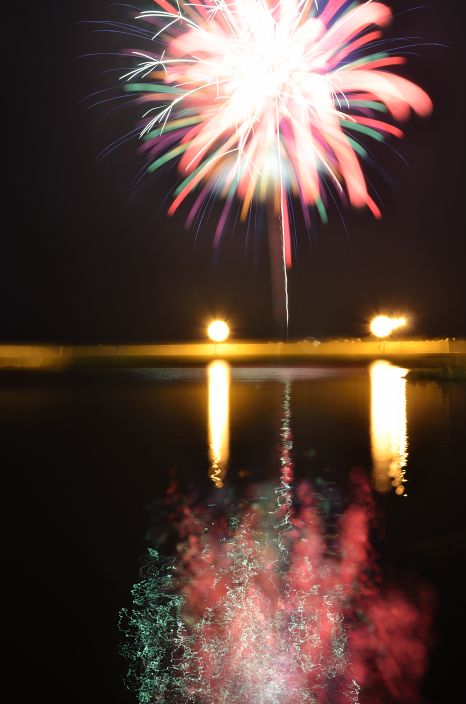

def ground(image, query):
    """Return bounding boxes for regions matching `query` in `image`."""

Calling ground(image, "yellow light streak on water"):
[370,360,408,495]
[208,360,230,488]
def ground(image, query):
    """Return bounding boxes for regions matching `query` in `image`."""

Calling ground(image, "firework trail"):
[115,0,431,328]
[122,385,432,703]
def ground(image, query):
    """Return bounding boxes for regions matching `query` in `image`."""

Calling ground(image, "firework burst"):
[117,0,431,321]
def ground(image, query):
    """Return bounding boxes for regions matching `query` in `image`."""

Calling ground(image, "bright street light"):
[207,320,230,343]
[370,315,407,339]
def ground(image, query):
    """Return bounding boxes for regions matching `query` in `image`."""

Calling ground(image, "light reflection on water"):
[125,373,434,703]
[208,360,230,488]
[206,360,412,497]
[206,365,345,488]
[1,363,465,703]
[370,361,408,496]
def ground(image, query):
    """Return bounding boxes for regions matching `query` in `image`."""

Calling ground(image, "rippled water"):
[3,364,465,702]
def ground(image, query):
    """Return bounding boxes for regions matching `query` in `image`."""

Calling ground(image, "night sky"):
[3,0,466,342]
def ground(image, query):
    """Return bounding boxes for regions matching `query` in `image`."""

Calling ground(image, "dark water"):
[3,364,466,703]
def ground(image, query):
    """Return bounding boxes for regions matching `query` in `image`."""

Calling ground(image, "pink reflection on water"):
[164,467,432,704]
[138,384,432,704]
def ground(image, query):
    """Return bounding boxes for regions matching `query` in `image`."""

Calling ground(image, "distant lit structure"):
[370,361,408,495]
[370,315,407,338]
[208,360,230,488]
[207,320,230,343]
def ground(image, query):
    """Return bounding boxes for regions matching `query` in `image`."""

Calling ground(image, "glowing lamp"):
[208,320,229,343]
[370,315,407,339]
[371,316,394,338]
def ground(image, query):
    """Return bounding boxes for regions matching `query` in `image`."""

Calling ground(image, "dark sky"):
[2,0,465,342]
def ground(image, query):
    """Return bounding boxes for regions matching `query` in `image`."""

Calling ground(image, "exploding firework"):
[116,0,431,321]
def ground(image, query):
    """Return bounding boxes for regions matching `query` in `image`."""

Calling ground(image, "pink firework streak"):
[121,1,432,280]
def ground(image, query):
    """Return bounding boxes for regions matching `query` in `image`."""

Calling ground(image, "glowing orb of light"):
[371,316,394,338]
[370,315,407,338]
[207,320,230,343]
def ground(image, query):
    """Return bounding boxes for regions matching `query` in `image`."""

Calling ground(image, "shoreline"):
[1,339,465,369]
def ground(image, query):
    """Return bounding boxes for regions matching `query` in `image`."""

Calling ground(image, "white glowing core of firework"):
[142,2,342,191]
[214,11,328,132]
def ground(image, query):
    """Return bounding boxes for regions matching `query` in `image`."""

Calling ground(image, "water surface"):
[3,363,465,702]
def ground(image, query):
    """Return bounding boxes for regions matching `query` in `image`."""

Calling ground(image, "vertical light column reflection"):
[275,380,294,533]
[370,360,409,495]
[208,360,230,488]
